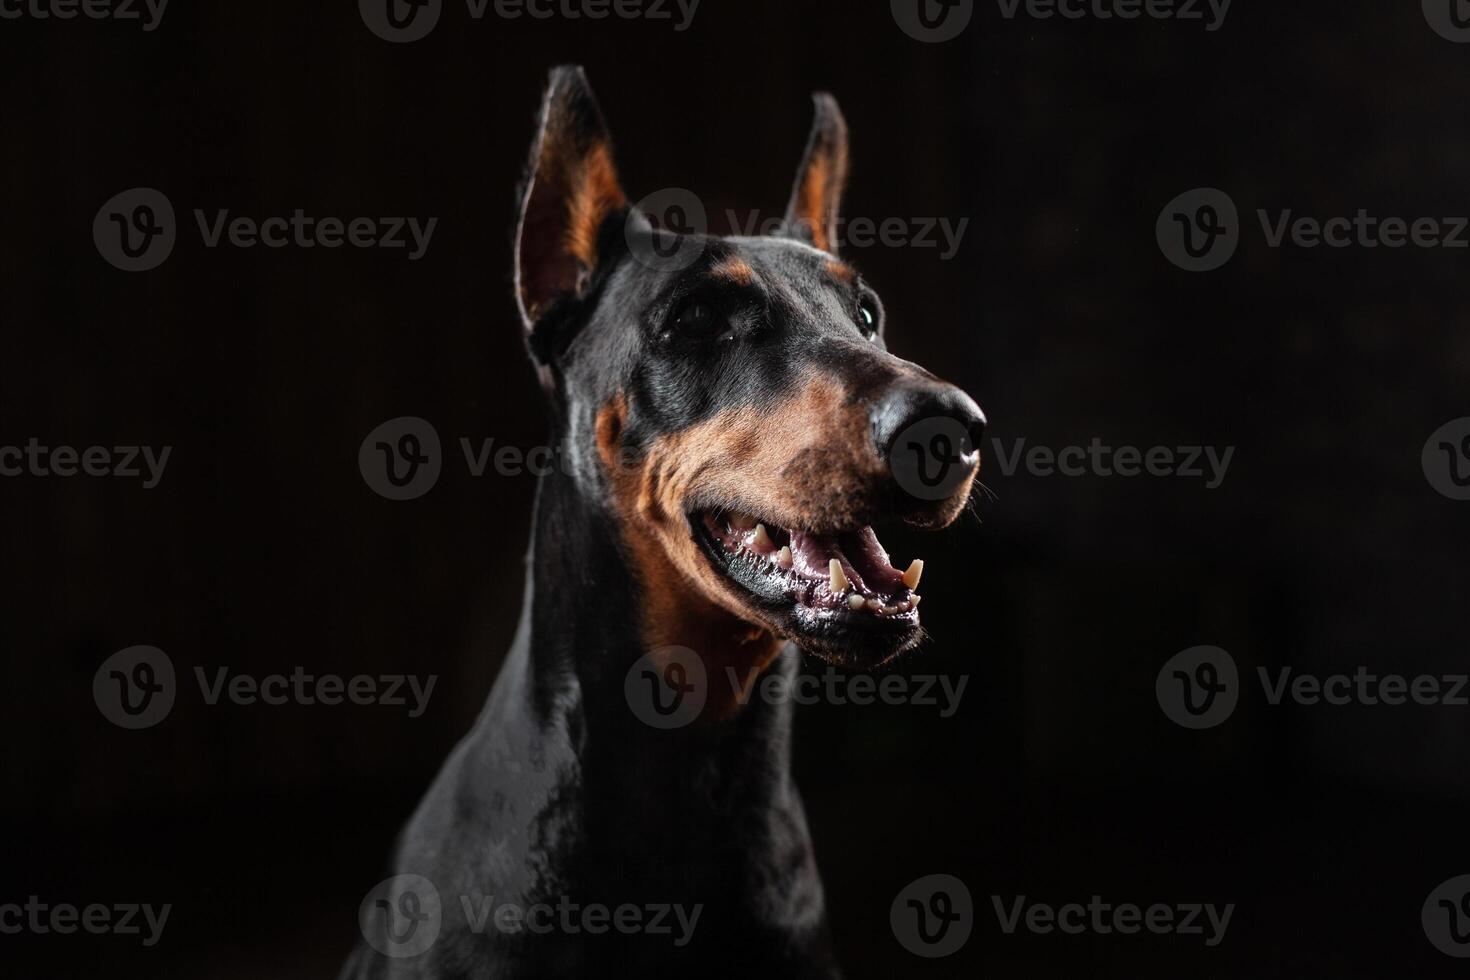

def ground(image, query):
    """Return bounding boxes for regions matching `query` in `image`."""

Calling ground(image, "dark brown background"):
[3,0,1469,976]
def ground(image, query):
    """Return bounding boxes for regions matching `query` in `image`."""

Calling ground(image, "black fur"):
[340,66,984,980]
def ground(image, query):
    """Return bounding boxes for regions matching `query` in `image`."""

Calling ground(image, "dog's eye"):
[857,294,881,336]
[671,299,726,339]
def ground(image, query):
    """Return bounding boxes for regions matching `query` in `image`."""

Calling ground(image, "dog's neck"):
[518,461,797,786]
[474,464,827,936]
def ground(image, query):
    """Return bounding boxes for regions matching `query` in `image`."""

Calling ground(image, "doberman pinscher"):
[341,66,986,979]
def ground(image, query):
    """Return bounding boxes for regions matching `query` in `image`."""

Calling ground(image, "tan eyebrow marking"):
[825,259,856,283]
[710,257,756,286]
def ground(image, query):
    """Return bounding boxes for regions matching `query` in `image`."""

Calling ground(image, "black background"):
[4,0,1470,976]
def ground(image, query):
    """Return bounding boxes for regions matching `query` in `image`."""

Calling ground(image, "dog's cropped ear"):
[781,93,849,255]
[515,66,627,330]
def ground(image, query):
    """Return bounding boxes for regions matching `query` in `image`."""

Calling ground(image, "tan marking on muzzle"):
[597,392,783,718]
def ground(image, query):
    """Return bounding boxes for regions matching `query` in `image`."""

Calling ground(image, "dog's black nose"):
[871,384,987,499]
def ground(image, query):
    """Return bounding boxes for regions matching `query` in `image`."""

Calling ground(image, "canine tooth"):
[776,546,793,569]
[828,559,849,593]
[848,594,867,610]
[902,559,924,591]
[751,523,773,550]
[910,594,922,607]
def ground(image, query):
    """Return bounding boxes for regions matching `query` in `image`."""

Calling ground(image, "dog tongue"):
[789,526,907,597]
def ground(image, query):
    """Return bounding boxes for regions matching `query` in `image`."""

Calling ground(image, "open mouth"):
[691,509,926,661]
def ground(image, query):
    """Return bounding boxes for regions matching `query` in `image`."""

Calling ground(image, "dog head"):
[514,66,985,669]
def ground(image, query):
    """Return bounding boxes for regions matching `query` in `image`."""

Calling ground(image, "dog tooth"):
[776,546,793,569]
[902,559,924,591]
[910,594,922,608]
[828,559,849,593]
[751,523,773,550]
[848,594,867,610]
